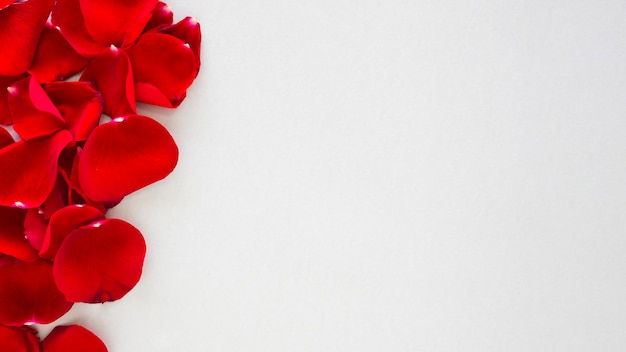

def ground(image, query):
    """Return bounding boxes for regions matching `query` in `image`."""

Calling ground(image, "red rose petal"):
[41,325,107,352]
[28,23,89,84]
[40,205,104,261]
[0,0,55,76]
[45,82,103,141]
[0,206,38,261]
[24,209,48,251]
[80,46,136,118]
[126,33,197,108]
[0,325,39,352]
[160,16,201,72]
[143,1,173,33]
[0,75,25,125]
[79,0,157,46]
[53,218,146,303]
[8,77,65,140]
[0,0,16,10]
[51,0,107,58]
[0,259,73,325]
[79,115,178,202]
[0,130,72,208]
[0,127,13,148]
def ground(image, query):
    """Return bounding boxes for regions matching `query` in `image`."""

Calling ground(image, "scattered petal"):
[0,0,55,75]
[0,206,38,261]
[0,259,73,326]
[0,74,26,125]
[160,16,201,72]
[0,131,72,208]
[24,209,48,251]
[28,23,89,83]
[40,205,105,261]
[0,127,13,148]
[53,218,146,303]
[45,82,103,141]
[0,324,39,352]
[41,325,107,352]
[80,46,136,118]
[51,0,107,57]
[142,1,173,33]
[127,33,197,107]
[79,115,178,202]
[8,77,65,140]
[79,0,157,46]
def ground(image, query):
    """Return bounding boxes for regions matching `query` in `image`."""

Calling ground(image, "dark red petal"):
[79,0,157,45]
[0,127,13,148]
[0,0,16,10]
[51,0,107,58]
[28,23,89,83]
[0,325,39,352]
[53,218,146,303]
[0,131,72,208]
[41,325,107,352]
[0,0,55,76]
[44,82,103,141]
[0,74,25,125]
[40,177,69,219]
[79,115,178,202]
[0,206,37,261]
[160,16,201,72]
[142,1,173,33]
[80,46,136,118]
[8,77,65,140]
[40,205,104,261]
[0,259,73,325]
[127,33,196,108]
[24,209,48,251]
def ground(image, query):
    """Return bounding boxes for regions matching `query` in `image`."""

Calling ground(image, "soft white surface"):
[45,1,626,351]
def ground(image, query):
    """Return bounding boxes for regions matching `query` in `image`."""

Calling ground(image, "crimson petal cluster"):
[0,0,200,349]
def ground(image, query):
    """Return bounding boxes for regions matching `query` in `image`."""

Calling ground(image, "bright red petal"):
[78,0,157,45]
[8,77,65,140]
[0,127,13,148]
[0,259,73,325]
[0,74,25,125]
[0,0,16,10]
[51,0,107,58]
[80,46,136,118]
[0,207,38,261]
[40,205,104,261]
[0,131,72,208]
[28,23,89,83]
[53,218,146,303]
[0,325,39,352]
[0,0,55,76]
[142,1,173,33]
[24,209,48,251]
[160,16,201,72]
[79,115,178,202]
[45,82,103,141]
[41,325,107,352]
[126,33,196,108]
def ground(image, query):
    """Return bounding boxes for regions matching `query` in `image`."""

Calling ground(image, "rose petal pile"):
[0,0,200,349]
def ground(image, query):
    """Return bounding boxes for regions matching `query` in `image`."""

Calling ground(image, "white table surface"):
[41,1,626,351]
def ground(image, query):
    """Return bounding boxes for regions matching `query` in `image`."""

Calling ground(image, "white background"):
[45,1,626,351]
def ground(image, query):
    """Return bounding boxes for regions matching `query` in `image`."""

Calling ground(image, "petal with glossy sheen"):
[0,131,72,208]
[45,82,103,141]
[79,115,178,202]
[0,0,55,75]
[0,325,39,352]
[0,75,25,125]
[127,33,196,108]
[0,259,73,325]
[41,325,107,352]
[160,16,201,72]
[24,209,48,251]
[51,0,107,58]
[79,0,157,45]
[0,0,16,10]
[0,206,38,261]
[28,23,89,83]
[80,46,136,118]
[40,205,104,261]
[53,218,146,303]
[8,77,65,140]
[142,1,173,33]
